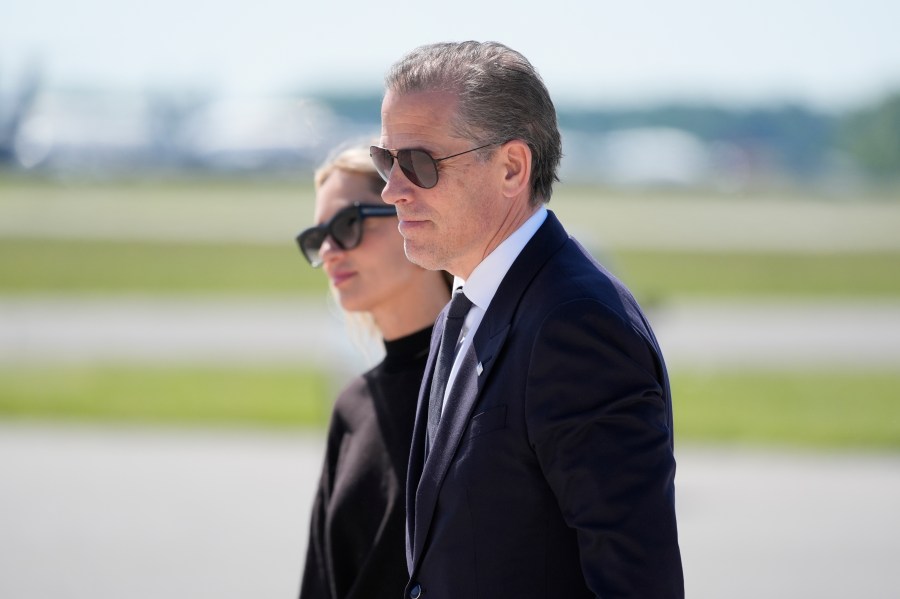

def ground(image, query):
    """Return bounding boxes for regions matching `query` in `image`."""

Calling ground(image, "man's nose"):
[381,163,412,205]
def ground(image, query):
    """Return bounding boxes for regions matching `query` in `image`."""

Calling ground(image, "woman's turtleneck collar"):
[381,325,434,373]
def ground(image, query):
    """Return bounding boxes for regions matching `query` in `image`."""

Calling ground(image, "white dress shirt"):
[441,206,548,410]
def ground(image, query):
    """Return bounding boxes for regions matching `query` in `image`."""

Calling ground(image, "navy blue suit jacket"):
[405,211,684,598]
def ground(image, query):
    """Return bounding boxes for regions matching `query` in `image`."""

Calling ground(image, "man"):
[370,41,684,598]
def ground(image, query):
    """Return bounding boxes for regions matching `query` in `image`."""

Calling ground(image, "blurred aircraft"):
[1,63,371,177]
[0,63,865,190]
[0,61,41,167]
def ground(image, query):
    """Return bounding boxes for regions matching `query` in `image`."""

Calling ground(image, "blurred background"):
[1,1,899,598]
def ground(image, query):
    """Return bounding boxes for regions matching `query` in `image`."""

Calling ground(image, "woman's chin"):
[336,292,370,314]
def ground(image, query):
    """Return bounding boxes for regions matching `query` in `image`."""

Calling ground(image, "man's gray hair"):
[385,41,562,205]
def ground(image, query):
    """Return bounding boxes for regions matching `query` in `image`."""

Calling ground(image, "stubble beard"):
[403,237,447,273]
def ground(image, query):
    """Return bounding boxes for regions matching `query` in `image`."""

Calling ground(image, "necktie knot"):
[447,288,473,319]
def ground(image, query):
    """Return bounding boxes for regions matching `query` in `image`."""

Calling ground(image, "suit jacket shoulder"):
[406,209,684,599]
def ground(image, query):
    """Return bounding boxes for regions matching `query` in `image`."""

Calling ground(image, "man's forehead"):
[380,90,461,148]
[381,89,458,117]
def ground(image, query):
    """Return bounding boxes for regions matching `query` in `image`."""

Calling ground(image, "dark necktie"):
[427,288,473,447]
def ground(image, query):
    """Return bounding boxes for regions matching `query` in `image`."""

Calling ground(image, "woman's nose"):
[319,235,343,262]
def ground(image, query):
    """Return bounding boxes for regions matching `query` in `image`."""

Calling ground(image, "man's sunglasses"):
[370,143,497,189]
[296,202,397,267]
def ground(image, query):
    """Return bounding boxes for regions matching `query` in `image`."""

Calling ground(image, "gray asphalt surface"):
[4,297,900,371]
[1,422,898,599]
[2,297,899,597]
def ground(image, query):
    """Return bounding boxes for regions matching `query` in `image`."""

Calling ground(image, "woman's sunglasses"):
[296,202,397,267]
[369,143,497,189]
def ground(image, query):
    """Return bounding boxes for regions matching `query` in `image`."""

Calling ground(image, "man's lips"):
[398,218,429,235]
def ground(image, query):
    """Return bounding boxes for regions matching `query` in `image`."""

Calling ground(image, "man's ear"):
[500,140,532,199]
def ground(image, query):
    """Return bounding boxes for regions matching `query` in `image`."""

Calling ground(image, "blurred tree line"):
[2,78,898,187]
[317,89,900,187]
[838,92,900,183]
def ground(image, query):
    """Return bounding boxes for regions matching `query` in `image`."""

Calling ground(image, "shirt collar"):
[455,206,548,312]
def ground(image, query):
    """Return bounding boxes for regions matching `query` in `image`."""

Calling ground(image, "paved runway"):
[1,422,899,599]
[4,296,900,372]
[2,297,899,597]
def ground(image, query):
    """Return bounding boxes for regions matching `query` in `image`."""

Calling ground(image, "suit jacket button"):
[409,583,422,598]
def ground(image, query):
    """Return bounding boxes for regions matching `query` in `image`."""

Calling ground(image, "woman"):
[296,144,451,599]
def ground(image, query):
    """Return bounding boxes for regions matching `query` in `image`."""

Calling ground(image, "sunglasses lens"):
[370,146,439,189]
[400,149,439,189]
[298,229,326,267]
[331,208,363,250]
[370,146,393,182]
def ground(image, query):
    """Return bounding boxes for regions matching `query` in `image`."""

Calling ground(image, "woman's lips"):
[329,270,356,286]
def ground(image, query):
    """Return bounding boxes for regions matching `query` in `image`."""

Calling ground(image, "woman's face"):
[313,169,422,315]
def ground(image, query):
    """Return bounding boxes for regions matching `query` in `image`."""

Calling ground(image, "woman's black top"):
[299,325,433,599]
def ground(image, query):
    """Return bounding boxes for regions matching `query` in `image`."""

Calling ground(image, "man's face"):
[379,89,504,278]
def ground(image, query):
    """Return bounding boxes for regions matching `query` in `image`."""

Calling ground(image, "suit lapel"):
[410,321,511,563]
[406,310,444,571]
[409,211,571,569]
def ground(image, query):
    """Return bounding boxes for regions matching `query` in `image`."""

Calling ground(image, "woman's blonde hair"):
[314,143,384,194]
[314,142,386,360]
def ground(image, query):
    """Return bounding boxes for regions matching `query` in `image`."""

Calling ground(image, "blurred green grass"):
[2,176,899,449]
[673,370,900,449]
[0,366,897,449]
[0,237,326,295]
[0,365,332,429]
[614,249,900,299]
[3,177,899,299]
[2,237,898,298]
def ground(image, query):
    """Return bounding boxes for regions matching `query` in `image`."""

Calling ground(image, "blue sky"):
[3,0,900,110]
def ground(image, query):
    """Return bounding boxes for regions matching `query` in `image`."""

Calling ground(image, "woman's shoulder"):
[331,373,374,418]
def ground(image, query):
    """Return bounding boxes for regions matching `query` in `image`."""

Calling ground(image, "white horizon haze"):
[3,0,900,111]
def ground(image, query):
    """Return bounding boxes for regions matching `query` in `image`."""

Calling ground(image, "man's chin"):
[403,241,443,272]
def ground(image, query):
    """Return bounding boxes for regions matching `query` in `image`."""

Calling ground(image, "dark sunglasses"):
[370,143,497,189]
[296,202,397,267]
